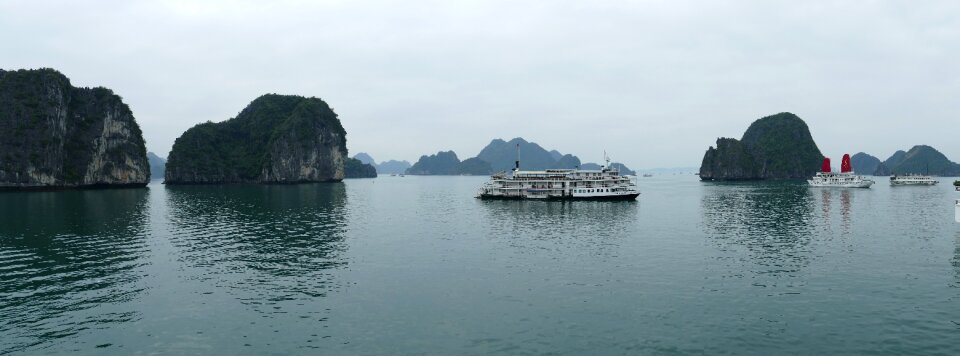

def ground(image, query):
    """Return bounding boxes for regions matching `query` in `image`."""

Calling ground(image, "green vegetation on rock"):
[0,68,149,189]
[165,94,347,184]
[699,112,824,180]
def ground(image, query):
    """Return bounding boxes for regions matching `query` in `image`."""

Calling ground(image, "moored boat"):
[890,174,938,186]
[808,154,874,188]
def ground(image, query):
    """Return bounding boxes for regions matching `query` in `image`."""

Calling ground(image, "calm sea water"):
[2,175,959,354]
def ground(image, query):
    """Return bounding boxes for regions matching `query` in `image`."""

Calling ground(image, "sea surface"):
[2,175,960,354]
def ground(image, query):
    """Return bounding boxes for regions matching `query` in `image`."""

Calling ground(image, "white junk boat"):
[890,174,938,186]
[476,150,639,201]
[808,154,874,188]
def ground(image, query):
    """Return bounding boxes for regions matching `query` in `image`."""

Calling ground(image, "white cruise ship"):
[477,155,639,201]
[890,174,938,186]
[808,154,875,188]
[955,181,960,223]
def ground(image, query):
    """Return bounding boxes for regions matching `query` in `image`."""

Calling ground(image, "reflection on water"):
[479,200,637,238]
[164,183,348,313]
[0,188,149,353]
[478,200,639,257]
[818,190,853,234]
[700,181,815,274]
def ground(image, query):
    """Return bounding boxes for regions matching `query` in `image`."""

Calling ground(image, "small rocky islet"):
[698,112,825,181]
[0,68,150,190]
[164,93,375,184]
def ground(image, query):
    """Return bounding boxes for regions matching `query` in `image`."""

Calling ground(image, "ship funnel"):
[841,154,852,173]
[821,157,831,173]
[515,143,520,171]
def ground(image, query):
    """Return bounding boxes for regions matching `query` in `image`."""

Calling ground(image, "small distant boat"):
[642,173,653,178]
[808,154,874,188]
[390,174,397,177]
[890,174,938,186]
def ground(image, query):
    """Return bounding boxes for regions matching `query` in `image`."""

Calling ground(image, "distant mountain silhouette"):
[883,150,908,171]
[878,145,960,176]
[581,162,636,175]
[407,151,462,175]
[407,137,637,176]
[353,152,376,166]
[457,157,493,175]
[548,150,563,161]
[850,152,882,175]
[476,138,559,171]
[377,160,411,175]
[406,151,494,176]
[351,152,414,175]
[147,152,166,180]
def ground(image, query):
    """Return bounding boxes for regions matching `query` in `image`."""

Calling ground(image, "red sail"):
[841,154,852,173]
[821,157,831,173]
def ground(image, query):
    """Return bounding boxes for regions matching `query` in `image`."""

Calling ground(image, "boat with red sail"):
[808,154,874,188]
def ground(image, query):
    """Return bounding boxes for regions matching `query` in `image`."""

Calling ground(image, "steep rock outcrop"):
[0,68,149,189]
[699,112,823,180]
[165,94,346,184]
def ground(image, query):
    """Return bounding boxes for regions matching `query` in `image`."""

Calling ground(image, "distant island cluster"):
[352,137,636,177]
[697,112,960,181]
[1,67,957,190]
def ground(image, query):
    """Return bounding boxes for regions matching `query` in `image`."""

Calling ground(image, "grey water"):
[2,176,959,354]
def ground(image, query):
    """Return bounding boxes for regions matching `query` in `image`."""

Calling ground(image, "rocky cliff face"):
[165,94,347,184]
[0,68,149,189]
[699,112,824,180]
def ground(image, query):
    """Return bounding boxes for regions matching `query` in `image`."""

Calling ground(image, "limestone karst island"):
[0,69,150,189]
[165,94,374,184]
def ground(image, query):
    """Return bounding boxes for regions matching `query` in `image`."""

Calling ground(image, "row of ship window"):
[575,189,612,193]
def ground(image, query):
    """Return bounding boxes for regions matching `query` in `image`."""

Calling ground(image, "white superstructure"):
[808,154,874,188]
[477,154,638,200]
[808,172,875,188]
[890,174,938,186]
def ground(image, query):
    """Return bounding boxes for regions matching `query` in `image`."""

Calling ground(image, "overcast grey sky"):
[2,1,958,168]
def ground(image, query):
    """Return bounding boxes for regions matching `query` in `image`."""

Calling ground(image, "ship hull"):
[807,181,874,188]
[478,193,639,201]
